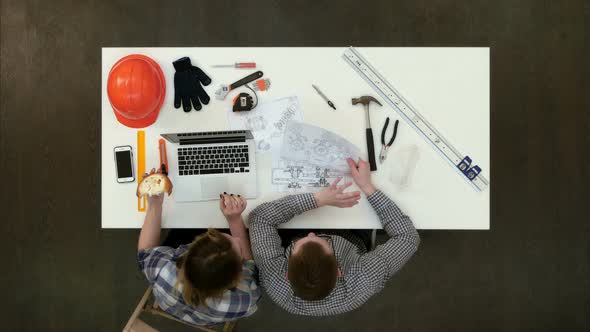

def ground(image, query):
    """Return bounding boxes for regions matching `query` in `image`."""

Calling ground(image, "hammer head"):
[351,96,382,107]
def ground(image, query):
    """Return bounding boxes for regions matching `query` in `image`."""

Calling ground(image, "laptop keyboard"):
[177,145,250,176]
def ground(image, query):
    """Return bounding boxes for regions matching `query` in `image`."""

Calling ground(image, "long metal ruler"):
[343,47,488,191]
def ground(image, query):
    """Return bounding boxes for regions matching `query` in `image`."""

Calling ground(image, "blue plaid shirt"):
[138,245,261,326]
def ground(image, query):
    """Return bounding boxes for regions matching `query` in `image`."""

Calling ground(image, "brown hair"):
[287,241,338,301]
[175,228,242,306]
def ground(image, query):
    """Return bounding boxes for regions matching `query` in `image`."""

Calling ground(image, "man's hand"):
[314,177,361,208]
[346,158,377,195]
[220,193,247,222]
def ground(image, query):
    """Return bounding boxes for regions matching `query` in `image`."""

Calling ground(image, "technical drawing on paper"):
[226,96,303,153]
[271,123,359,192]
[272,162,351,192]
[280,121,360,173]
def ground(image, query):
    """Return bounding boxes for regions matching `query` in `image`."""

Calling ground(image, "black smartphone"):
[114,145,135,183]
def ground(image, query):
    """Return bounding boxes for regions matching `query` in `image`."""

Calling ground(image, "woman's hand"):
[143,168,164,209]
[219,193,247,222]
[346,158,377,195]
[313,177,361,208]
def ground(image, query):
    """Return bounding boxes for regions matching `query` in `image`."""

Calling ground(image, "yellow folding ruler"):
[137,130,146,211]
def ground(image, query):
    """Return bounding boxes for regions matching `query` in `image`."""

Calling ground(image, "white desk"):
[101,47,489,230]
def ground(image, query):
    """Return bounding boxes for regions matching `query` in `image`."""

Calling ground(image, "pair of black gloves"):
[172,57,211,112]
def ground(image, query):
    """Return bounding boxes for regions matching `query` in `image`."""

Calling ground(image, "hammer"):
[352,96,382,171]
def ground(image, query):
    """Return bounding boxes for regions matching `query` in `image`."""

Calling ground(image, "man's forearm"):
[359,184,376,196]
[359,190,419,284]
[249,194,317,227]
[249,194,317,265]
[228,217,253,260]
[367,190,418,240]
[138,205,162,251]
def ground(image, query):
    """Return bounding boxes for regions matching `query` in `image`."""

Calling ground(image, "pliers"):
[380,117,399,163]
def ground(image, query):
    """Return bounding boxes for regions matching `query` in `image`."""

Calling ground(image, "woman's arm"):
[228,215,253,260]
[137,194,164,251]
[137,169,165,251]
[220,194,253,260]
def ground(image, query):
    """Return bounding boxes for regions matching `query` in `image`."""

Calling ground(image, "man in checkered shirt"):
[249,158,420,316]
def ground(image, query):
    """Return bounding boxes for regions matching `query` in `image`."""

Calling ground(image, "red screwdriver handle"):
[236,62,256,68]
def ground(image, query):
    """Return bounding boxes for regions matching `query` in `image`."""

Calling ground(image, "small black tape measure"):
[232,92,254,112]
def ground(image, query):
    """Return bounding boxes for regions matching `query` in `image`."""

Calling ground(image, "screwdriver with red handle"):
[212,62,256,69]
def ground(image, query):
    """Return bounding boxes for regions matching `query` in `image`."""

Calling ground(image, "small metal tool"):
[215,71,263,100]
[250,79,271,91]
[379,117,399,163]
[232,92,255,112]
[212,62,256,68]
[312,84,336,110]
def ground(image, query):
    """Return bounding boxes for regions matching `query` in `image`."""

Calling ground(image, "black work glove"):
[172,57,212,112]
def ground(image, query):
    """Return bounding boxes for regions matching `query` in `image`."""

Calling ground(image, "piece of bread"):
[136,173,173,197]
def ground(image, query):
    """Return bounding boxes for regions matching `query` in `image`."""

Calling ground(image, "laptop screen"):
[161,130,252,145]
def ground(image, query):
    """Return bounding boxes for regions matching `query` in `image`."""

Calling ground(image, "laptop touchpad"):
[200,177,229,200]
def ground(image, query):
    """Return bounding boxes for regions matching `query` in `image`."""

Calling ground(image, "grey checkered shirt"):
[248,190,420,316]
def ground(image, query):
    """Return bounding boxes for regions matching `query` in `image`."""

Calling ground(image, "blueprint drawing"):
[271,123,359,193]
[271,162,351,192]
[227,96,303,153]
[280,121,360,173]
[271,137,352,192]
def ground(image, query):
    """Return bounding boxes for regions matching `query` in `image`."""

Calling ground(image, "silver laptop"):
[161,130,258,202]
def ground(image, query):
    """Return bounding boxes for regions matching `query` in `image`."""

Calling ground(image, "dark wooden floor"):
[2,0,589,331]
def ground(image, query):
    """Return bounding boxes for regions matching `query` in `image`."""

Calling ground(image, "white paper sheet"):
[226,96,303,153]
[271,122,360,192]
[271,137,353,193]
[280,121,360,173]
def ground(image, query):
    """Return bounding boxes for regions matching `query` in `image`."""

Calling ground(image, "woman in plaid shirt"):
[137,169,261,327]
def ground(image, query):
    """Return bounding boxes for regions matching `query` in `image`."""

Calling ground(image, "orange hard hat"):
[107,54,166,128]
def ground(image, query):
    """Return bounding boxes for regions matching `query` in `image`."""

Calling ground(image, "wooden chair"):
[123,286,237,332]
